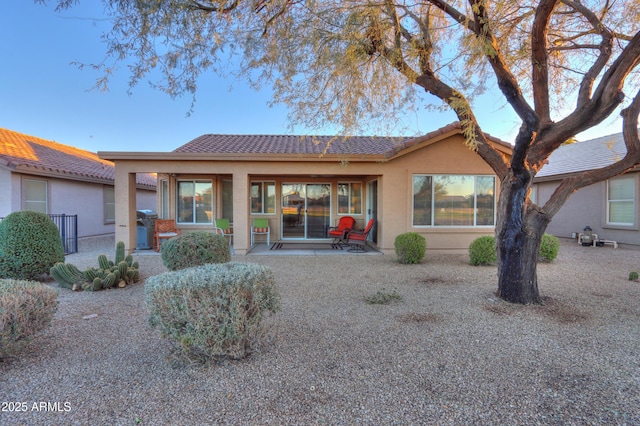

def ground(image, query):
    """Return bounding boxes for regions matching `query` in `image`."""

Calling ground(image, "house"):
[99,122,513,255]
[0,128,157,249]
[534,131,639,247]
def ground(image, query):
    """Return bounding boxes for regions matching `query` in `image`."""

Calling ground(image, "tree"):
[46,0,640,304]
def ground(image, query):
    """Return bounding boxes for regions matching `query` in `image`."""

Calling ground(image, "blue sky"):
[1,2,625,153]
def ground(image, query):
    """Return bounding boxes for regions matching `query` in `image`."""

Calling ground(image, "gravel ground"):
[1,239,640,425]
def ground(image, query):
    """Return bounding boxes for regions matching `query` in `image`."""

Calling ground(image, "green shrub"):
[469,236,497,266]
[0,211,65,280]
[469,234,560,265]
[161,231,230,271]
[539,233,560,262]
[629,271,639,281]
[394,232,426,264]
[365,289,403,305]
[1,279,58,360]
[145,262,281,362]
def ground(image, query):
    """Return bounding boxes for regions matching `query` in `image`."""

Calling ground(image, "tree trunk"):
[495,170,550,304]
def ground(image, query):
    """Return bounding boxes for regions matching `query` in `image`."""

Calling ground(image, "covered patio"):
[99,123,512,256]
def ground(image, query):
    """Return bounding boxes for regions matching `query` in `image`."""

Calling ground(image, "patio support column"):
[114,168,137,254]
[232,171,250,255]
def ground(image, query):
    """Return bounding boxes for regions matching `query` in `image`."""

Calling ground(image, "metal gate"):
[48,214,78,255]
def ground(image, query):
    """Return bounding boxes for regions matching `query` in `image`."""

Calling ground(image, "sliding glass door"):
[281,183,331,239]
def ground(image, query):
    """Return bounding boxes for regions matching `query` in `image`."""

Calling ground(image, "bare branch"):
[560,0,614,107]
[531,0,559,127]
[543,89,640,217]
[189,0,240,13]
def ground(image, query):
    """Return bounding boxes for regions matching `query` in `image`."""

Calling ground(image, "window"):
[412,175,495,227]
[337,182,362,215]
[23,179,47,213]
[250,182,276,214]
[160,179,169,219]
[607,176,635,226]
[104,186,115,224]
[177,180,213,224]
[222,179,234,220]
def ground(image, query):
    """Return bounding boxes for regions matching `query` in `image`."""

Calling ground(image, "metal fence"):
[0,213,78,255]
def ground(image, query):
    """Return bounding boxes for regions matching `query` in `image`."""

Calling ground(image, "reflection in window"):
[177,180,213,224]
[24,179,48,213]
[251,182,276,214]
[160,179,169,218]
[337,182,362,215]
[103,186,115,223]
[412,175,495,227]
[607,176,635,225]
[222,179,233,220]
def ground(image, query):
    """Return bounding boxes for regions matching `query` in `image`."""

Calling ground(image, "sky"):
[0,2,627,153]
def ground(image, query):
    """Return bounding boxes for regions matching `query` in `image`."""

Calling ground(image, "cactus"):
[50,262,85,289]
[102,273,117,289]
[91,277,103,291]
[118,261,129,281]
[98,254,110,270]
[115,241,125,264]
[51,240,140,292]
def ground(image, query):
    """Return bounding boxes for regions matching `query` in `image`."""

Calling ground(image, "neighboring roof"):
[173,122,513,158]
[536,132,629,179]
[0,128,156,188]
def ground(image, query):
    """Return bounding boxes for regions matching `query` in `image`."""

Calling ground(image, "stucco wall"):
[538,173,640,247]
[111,132,500,254]
[2,172,156,239]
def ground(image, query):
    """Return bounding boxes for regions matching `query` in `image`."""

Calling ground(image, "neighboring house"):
[100,122,512,255]
[534,131,640,247]
[0,128,157,247]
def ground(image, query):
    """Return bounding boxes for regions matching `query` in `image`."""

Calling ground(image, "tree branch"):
[531,0,559,127]
[189,0,240,13]
[560,0,614,107]
[529,30,640,164]
[543,89,640,217]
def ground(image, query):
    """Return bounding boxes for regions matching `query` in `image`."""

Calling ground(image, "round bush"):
[469,235,497,266]
[629,271,639,281]
[394,232,426,264]
[538,233,560,262]
[0,211,65,280]
[160,231,231,271]
[145,262,281,361]
[1,279,58,360]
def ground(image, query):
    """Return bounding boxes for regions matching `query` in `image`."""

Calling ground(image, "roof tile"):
[537,133,628,178]
[0,128,156,188]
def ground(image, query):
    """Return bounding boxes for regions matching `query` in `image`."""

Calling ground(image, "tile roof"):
[173,122,513,158]
[0,128,156,188]
[537,132,628,178]
[174,134,412,155]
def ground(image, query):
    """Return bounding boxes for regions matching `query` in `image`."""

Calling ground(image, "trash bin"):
[136,210,158,250]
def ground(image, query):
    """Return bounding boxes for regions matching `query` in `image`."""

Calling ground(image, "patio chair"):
[153,219,180,252]
[347,218,375,252]
[214,218,234,246]
[327,216,356,249]
[251,218,271,247]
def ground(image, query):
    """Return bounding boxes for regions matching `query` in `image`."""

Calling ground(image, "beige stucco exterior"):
[102,128,511,255]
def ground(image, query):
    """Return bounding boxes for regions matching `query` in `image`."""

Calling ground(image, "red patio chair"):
[328,216,356,249]
[347,218,375,252]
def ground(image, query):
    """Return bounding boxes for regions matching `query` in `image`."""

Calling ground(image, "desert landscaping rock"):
[1,239,639,425]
